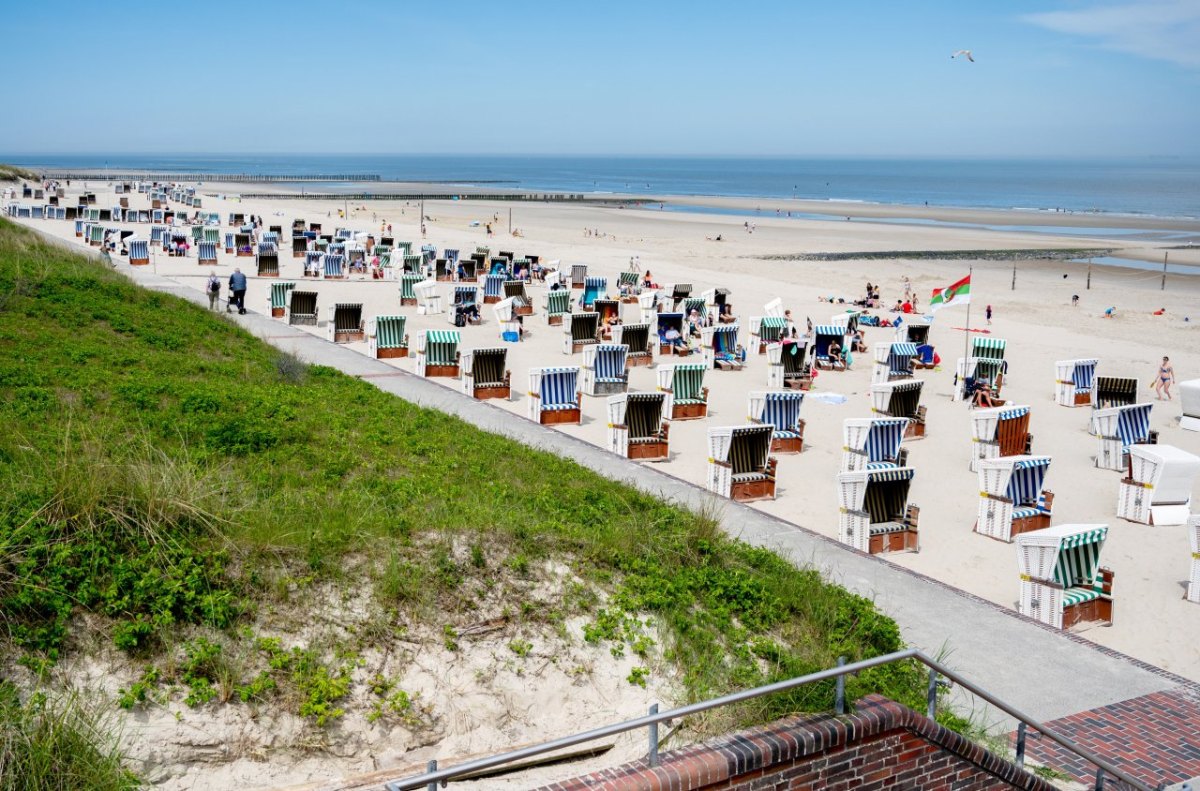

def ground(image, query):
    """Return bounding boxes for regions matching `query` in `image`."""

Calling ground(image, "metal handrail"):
[385,648,1156,791]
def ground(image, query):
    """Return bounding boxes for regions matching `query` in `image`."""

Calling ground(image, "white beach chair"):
[1116,444,1200,526]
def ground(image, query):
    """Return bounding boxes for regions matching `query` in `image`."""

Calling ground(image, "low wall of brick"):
[536,695,1057,791]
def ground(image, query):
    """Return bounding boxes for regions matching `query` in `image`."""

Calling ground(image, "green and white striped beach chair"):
[400,273,423,306]
[1016,524,1113,629]
[656,363,708,420]
[368,314,409,359]
[543,289,572,326]
[268,282,296,318]
[836,467,919,554]
[416,329,461,378]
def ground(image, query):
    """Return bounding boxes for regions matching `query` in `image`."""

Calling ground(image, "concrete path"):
[37,234,1197,787]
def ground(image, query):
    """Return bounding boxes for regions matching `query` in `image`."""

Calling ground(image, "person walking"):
[985,304,993,325]
[229,267,248,315]
[206,272,221,310]
[1155,356,1176,400]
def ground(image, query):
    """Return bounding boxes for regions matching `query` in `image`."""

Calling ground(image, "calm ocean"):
[6,155,1199,219]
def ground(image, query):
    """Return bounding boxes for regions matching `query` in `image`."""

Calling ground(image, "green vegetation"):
[0,218,950,777]
[0,164,38,182]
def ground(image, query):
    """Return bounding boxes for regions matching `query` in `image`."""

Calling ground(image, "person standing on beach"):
[206,272,221,310]
[229,268,248,315]
[986,304,993,324]
[1155,356,1175,400]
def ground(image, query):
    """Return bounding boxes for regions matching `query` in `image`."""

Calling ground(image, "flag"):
[930,274,971,312]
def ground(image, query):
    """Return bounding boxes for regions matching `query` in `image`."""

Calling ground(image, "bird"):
[951,49,975,62]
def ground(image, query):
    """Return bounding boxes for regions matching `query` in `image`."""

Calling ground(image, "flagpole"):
[963,265,973,361]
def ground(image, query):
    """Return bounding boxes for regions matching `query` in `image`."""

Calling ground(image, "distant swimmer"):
[951,49,975,62]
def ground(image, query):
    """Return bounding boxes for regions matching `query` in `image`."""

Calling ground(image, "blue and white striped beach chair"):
[977,455,1053,541]
[197,241,218,265]
[836,466,919,554]
[1093,402,1154,471]
[812,325,847,370]
[323,254,346,279]
[483,273,506,304]
[749,391,805,453]
[841,417,909,472]
[1055,358,1099,407]
[581,343,629,396]
[872,342,918,384]
[528,366,581,425]
[128,239,150,266]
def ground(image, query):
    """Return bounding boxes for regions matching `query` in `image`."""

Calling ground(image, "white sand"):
[11,180,1200,786]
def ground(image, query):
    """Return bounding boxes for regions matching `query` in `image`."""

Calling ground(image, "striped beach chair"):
[503,280,532,315]
[444,248,459,268]
[1054,358,1099,407]
[303,251,322,277]
[657,363,708,420]
[457,256,479,282]
[812,325,847,370]
[235,233,254,257]
[203,227,220,244]
[543,289,572,326]
[399,273,423,306]
[707,425,777,502]
[612,322,652,367]
[871,380,926,439]
[402,254,422,274]
[1016,524,1113,629]
[323,254,346,280]
[416,330,461,378]
[681,297,707,325]
[970,405,1032,471]
[765,342,810,390]
[1116,444,1198,525]
[150,226,166,245]
[292,235,308,258]
[75,219,85,237]
[483,273,506,305]
[607,393,669,461]
[528,366,581,425]
[191,225,205,245]
[88,224,104,247]
[872,342,919,384]
[837,467,919,554]
[581,343,629,397]
[750,316,788,353]
[288,291,319,326]
[256,244,280,277]
[703,325,743,370]
[749,391,805,454]
[197,241,218,266]
[565,264,587,289]
[617,271,641,303]
[655,312,686,356]
[954,356,1009,402]
[580,277,606,310]
[267,282,296,318]
[562,312,600,354]
[977,455,1054,542]
[1093,402,1154,471]
[224,232,236,254]
[594,299,620,337]
[434,258,452,281]
[1091,375,1138,411]
[328,303,365,343]
[367,315,409,359]
[461,347,511,400]
[128,239,150,266]
[841,418,910,473]
[668,283,692,310]
[450,286,481,326]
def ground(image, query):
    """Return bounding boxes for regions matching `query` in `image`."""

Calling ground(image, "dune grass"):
[0,217,950,774]
[0,164,38,182]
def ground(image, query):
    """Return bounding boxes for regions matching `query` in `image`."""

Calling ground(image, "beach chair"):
[401,254,422,274]
[666,283,692,311]
[266,282,295,318]
[481,273,506,305]
[570,264,588,289]
[457,256,479,282]
[528,366,581,425]
[563,312,600,355]
[292,235,308,258]
[976,455,1054,542]
[1117,444,1200,526]
[969,405,1032,472]
[303,251,322,277]
[235,233,253,257]
[450,286,482,326]
[617,271,641,303]
[327,304,365,344]
[580,277,607,310]
[492,297,522,342]
[74,219,85,238]
[703,324,743,370]
[488,258,511,278]
[707,425,777,502]
[594,299,621,337]
[841,418,909,472]
[396,273,421,306]
[897,320,931,346]
[871,380,926,438]
[1055,359,1099,407]
[1188,515,1200,603]
[766,342,812,390]
[607,393,669,461]
[612,322,653,368]
[224,232,236,254]
[191,225,204,246]
[434,258,452,281]
[288,291,318,326]
[1180,379,1200,432]
[194,241,216,266]
[367,315,409,359]
[680,297,707,327]
[703,287,735,323]
[444,248,459,268]
[954,357,1009,402]
[502,280,532,315]
[88,224,104,247]
[128,239,150,266]
[637,290,661,325]
[1093,402,1155,471]
[1016,524,1114,629]
[837,467,920,554]
[657,363,708,420]
[812,325,847,370]
[581,343,629,396]
[543,289,573,326]
[655,312,688,356]
[871,342,919,384]
[203,227,221,245]
[411,279,442,315]
[323,253,346,280]
[749,316,788,353]
[461,347,511,400]
[415,330,461,378]
[1091,375,1138,412]
[256,244,280,277]
[749,391,805,454]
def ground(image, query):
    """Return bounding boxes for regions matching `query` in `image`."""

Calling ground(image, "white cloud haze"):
[1025,0,1200,68]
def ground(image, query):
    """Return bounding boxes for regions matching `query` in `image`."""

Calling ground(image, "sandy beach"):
[9,179,1200,786]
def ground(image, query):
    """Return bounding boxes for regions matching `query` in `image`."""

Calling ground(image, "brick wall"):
[536,695,1058,791]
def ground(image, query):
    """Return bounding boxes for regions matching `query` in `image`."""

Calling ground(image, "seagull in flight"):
[951,49,975,62]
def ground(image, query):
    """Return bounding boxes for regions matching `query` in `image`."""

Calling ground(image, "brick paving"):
[1016,686,1200,787]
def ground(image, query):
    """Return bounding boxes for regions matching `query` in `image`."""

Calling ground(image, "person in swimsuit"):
[1155,356,1175,400]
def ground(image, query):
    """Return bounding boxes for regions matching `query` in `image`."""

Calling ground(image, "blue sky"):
[2,0,1197,157]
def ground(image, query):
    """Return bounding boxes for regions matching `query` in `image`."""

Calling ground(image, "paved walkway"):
[32,233,1200,788]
